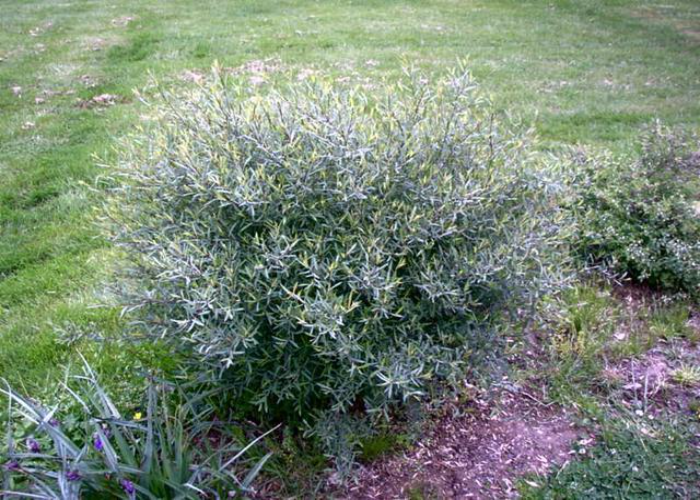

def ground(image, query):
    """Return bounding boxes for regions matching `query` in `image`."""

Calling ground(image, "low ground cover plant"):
[1,359,271,499]
[570,123,700,294]
[104,66,572,460]
[520,411,700,499]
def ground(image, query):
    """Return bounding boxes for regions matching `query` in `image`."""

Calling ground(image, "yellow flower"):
[133,412,143,420]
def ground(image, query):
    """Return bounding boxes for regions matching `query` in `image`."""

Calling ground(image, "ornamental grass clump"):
[1,358,271,499]
[106,66,569,429]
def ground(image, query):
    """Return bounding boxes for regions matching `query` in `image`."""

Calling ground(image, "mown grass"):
[1,0,700,492]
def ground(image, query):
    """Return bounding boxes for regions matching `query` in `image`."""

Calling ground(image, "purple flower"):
[26,438,40,453]
[4,460,21,472]
[93,434,104,452]
[120,479,136,496]
[66,470,81,482]
[49,418,60,427]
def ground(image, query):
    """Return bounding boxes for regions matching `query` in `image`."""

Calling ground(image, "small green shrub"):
[570,123,700,294]
[105,66,570,446]
[1,359,272,499]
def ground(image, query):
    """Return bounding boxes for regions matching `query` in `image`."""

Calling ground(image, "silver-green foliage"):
[106,66,569,421]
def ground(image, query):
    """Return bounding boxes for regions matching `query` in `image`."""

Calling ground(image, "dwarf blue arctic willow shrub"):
[570,123,700,294]
[106,67,570,425]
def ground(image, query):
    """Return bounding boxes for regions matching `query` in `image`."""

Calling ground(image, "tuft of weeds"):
[258,427,328,498]
[191,40,211,59]
[671,363,700,387]
[552,285,619,362]
[542,284,619,407]
[107,32,160,63]
[359,432,412,463]
[649,304,696,342]
[406,481,441,500]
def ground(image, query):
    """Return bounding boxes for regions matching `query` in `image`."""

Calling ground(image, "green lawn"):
[1,0,700,494]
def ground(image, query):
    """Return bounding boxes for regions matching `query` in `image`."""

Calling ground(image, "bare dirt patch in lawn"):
[80,36,116,52]
[111,15,136,28]
[603,338,700,418]
[77,93,125,109]
[336,390,582,499]
[602,284,700,416]
[28,21,54,38]
[227,58,285,85]
[180,69,205,83]
[610,282,661,343]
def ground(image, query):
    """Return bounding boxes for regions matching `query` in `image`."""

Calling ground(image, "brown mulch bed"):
[334,388,584,499]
